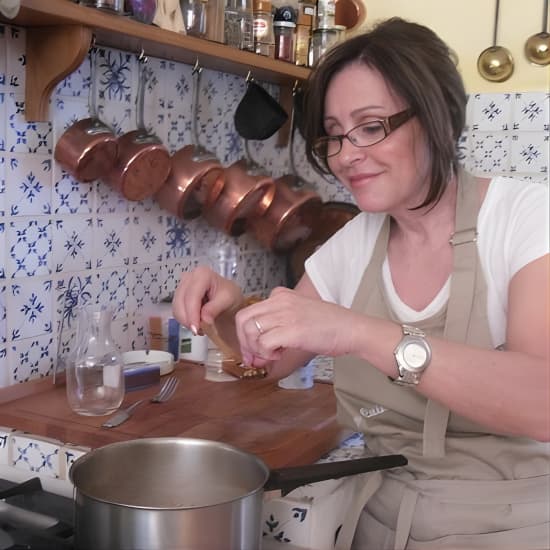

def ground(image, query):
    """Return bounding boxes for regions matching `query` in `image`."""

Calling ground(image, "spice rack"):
[1,0,312,122]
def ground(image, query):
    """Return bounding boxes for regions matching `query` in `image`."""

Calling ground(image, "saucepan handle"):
[264,454,407,494]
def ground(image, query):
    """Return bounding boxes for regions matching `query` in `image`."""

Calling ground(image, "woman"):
[173,18,549,549]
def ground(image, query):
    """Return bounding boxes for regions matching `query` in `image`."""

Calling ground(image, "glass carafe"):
[66,305,125,416]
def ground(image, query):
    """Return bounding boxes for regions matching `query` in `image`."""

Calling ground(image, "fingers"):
[172,265,245,336]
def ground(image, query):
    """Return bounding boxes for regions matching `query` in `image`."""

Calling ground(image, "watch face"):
[403,342,428,370]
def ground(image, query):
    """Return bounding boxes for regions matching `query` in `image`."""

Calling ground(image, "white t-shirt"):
[305,177,550,347]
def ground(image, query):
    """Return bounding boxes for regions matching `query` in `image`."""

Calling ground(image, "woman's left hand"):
[235,286,363,367]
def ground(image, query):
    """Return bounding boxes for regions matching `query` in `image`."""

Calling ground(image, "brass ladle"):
[477,0,514,82]
[525,0,550,66]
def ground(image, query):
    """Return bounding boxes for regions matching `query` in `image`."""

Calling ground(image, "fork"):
[102,376,180,428]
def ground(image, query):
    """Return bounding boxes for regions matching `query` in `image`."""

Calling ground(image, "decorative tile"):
[165,216,193,259]
[470,132,511,174]
[510,132,549,174]
[54,50,90,98]
[5,154,52,216]
[242,251,265,293]
[130,265,163,312]
[10,433,62,478]
[52,216,94,273]
[7,217,52,277]
[5,25,25,91]
[9,333,55,382]
[52,167,94,214]
[0,284,6,344]
[4,93,53,154]
[0,96,5,153]
[95,267,129,318]
[96,180,129,214]
[60,443,90,480]
[94,215,130,268]
[0,222,4,278]
[470,93,512,131]
[512,92,549,132]
[130,212,164,264]
[7,278,52,340]
[0,426,14,463]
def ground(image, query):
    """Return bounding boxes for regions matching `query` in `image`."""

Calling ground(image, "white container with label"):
[179,326,209,363]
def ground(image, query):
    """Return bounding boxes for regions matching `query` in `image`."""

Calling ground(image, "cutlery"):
[102,376,179,428]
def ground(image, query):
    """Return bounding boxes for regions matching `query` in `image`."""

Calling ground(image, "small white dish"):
[122,350,174,376]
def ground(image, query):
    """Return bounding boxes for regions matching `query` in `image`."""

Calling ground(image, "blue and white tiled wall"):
[0,23,548,387]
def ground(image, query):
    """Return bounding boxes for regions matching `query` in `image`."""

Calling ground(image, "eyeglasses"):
[312,108,415,159]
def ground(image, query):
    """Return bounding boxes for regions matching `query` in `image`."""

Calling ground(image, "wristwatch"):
[392,324,432,386]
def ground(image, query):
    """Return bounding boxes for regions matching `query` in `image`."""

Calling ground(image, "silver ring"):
[254,318,264,335]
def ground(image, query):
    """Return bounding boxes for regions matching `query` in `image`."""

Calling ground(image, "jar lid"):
[253,0,271,11]
[274,21,296,27]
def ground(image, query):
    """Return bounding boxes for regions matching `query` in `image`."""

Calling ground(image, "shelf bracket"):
[25,24,92,121]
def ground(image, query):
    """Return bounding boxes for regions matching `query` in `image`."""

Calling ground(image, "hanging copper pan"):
[202,151,275,237]
[247,175,321,252]
[103,55,171,201]
[54,47,118,183]
[155,63,225,219]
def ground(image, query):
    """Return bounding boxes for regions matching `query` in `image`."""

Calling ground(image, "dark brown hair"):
[302,17,467,208]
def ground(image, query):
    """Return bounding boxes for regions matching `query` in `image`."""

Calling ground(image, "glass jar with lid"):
[274,21,296,63]
[309,24,345,66]
[253,0,275,57]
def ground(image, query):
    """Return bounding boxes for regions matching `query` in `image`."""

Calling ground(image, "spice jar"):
[253,0,275,57]
[295,0,315,66]
[274,21,296,62]
[309,24,345,66]
[80,0,124,13]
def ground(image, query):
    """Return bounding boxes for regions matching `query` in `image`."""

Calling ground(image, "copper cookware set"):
[55,54,321,253]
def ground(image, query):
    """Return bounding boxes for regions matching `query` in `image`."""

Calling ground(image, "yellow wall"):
[355,0,549,93]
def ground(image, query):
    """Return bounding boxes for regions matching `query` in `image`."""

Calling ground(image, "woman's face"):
[324,62,430,214]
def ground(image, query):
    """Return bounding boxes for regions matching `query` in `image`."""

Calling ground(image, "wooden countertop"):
[0,362,350,469]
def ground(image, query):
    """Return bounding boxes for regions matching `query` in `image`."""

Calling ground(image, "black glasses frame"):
[313,108,415,158]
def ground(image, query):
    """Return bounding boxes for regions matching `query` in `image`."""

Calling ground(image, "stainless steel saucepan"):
[70,437,407,550]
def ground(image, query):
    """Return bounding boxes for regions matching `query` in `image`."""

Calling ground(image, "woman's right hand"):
[172,265,244,333]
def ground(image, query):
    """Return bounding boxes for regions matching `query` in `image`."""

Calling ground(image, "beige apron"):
[333,170,550,550]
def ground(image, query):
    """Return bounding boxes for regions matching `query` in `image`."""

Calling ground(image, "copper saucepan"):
[203,141,275,237]
[247,88,321,252]
[103,56,171,201]
[155,63,225,219]
[247,174,321,252]
[54,47,118,183]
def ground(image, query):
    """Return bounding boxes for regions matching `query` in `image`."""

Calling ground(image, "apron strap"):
[334,471,383,550]
[394,487,419,550]
[422,169,481,458]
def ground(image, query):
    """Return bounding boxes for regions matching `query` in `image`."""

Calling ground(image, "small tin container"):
[274,21,296,62]
[80,0,124,13]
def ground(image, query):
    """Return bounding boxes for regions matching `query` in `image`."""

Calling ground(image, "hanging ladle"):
[477,0,514,82]
[525,0,550,66]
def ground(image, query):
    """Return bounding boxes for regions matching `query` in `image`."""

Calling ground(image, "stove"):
[0,477,74,549]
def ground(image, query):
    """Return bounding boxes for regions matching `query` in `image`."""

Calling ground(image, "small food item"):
[221,358,268,379]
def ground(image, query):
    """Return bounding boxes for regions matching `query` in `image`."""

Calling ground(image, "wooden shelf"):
[2,0,311,121]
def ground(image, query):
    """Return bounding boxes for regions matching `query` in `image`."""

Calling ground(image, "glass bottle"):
[180,0,208,37]
[238,0,255,51]
[66,305,125,416]
[253,0,275,57]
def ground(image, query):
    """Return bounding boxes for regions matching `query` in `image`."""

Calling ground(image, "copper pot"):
[155,64,225,219]
[247,175,321,252]
[155,145,225,219]
[54,48,118,183]
[103,58,171,201]
[203,159,275,237]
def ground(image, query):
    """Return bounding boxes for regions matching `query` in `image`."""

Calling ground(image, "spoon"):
[525,0,550,66]
[477,0,514,82]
